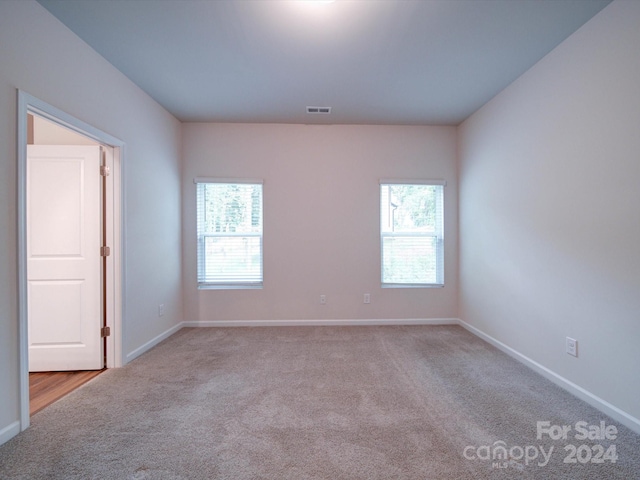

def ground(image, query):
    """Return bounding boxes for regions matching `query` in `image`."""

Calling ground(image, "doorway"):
[17,91,124,431]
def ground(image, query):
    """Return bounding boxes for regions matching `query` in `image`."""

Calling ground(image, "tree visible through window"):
[381,182,444,286]
[196,181,263,287]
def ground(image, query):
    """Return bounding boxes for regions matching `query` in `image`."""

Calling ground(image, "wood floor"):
[29,370,104,415]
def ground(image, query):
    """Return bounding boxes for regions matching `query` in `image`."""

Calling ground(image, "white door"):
[27,145,103,371]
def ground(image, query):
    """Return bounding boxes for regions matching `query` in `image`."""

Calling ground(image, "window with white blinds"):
[196,179,263,288]
[380,181,444,287]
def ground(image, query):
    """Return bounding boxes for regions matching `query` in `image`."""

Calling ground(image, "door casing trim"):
[17,90,125,431]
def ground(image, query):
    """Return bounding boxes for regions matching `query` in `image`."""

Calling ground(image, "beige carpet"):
[1,325,639,479]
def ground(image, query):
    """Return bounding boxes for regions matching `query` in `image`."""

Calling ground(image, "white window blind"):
[380,181,444,287]
[196,180,263,288]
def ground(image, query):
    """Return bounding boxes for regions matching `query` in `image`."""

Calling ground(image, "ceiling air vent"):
[306,106,331,114]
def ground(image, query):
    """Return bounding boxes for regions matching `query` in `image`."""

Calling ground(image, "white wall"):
[183,123,457,322]
[459,0,640,423]
[31,114,98,145]
[0,0,183,441]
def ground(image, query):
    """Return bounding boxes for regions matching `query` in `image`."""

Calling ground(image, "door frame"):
[17,90,125,431]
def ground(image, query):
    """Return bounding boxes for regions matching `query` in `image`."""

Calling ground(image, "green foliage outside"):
[202,183,262,234]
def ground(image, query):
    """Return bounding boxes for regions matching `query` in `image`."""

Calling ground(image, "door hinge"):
[100,165,110,177]
[101,326,111,338]
[101,246,111,257]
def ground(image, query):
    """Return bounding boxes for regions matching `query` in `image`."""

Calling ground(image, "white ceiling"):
[37,0,611,125]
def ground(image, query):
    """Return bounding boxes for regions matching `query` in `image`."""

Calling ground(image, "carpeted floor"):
[0,325,639,479]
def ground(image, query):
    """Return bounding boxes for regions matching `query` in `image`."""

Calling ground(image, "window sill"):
[198,284,263,290]
[382,283,444,289]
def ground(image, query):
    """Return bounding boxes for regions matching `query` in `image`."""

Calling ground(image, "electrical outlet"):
[566,337,577,357]
[158,304,165,317]
[364,293,370,304]
[320,295,326,305]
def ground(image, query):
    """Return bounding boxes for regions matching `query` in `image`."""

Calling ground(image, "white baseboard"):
[0,421,20,446]
[124,322,183,364]
[181,318,459,328]
[458,318,640,435]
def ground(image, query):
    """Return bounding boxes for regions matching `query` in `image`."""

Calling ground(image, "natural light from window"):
[380,182,444,287]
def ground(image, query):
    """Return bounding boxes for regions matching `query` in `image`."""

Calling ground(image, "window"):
[196,179,263,288]
[380,180,444,287]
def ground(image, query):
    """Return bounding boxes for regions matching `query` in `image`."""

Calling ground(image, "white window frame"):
[380,179,445,288]
[195,177,263,289]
